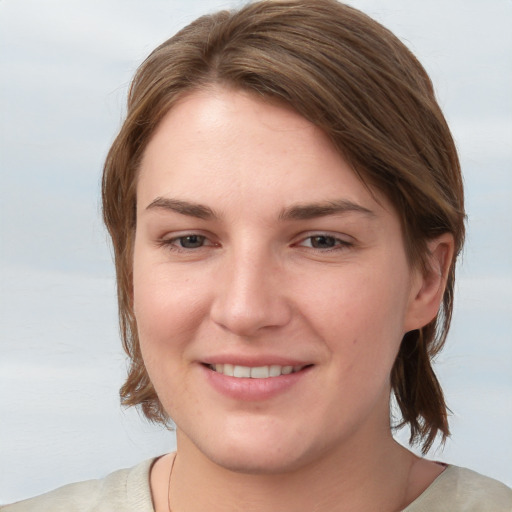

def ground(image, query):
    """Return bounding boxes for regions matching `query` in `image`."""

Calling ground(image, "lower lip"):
[202,365,312,401]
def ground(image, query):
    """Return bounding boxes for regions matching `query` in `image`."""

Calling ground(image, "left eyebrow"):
[145,197,217,220]
[278,199,376,221]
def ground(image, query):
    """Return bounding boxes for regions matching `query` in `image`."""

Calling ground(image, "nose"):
[209,247,292,337]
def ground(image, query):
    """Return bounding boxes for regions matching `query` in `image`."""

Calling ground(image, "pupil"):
[311,235,335,248]
[181,235,204,248]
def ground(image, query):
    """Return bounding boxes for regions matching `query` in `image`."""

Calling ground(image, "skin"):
[133,87,453,511]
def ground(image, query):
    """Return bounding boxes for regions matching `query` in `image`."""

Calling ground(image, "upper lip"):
[200,355,314,367]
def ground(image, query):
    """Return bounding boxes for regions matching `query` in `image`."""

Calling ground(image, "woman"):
[4,0,511,510]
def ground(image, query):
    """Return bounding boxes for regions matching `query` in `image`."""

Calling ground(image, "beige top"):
[2,458,511,511]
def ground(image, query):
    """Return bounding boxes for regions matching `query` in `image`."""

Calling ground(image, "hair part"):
[102,0,465,453]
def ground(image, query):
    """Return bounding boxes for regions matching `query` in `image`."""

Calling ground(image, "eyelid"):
[294,231,354,250]
[157,230,219,250]
[155,230,354,251]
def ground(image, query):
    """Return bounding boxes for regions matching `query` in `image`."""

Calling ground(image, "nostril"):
[210,293,293,336]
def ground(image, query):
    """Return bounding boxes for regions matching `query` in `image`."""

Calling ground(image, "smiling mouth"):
[206,363,310,379]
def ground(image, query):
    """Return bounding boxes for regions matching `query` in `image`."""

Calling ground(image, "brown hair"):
[102,0,465,453]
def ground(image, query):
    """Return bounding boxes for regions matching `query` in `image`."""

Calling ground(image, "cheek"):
[133,269,207,349]
[132,264,208,412]
[306,265,408,318]
[299,265,410,363]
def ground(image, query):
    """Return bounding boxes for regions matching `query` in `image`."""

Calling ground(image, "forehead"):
[137,87,391,220]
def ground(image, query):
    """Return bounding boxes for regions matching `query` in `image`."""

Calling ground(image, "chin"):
[178,418,330,476]
[205,444,310,475]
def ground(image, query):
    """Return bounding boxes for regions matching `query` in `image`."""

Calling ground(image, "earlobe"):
[404,233,455,332]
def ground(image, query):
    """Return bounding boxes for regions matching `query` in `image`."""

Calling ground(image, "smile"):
[207,363,307,378]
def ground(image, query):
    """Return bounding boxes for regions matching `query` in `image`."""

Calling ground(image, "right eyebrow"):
[145,197,217,220]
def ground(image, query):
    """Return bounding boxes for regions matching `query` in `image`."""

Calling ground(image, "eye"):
[158,233,215,252]
[308,235,338,249]
[175,234,206,249]
[297,234,352,251]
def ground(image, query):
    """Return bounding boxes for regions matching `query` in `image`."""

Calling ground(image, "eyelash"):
[295,234,353,252]
[158,233,353,253]
[158,234,215,252]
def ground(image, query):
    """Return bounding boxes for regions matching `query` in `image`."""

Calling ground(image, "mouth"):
[206,363,310,379]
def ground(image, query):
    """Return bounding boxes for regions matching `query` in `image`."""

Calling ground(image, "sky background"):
[1,0,511,504]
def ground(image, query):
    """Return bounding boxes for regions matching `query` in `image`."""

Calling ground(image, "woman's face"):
[133,88,427,473]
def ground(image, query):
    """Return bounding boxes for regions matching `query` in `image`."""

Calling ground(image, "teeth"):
[281,366,293,375]
[223,363,234,376]
[233,365,251,378]
[269,365,281,377]
[250,366,269,379]
[210,364,305,378]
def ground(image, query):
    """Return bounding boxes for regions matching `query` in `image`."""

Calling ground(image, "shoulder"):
[404,465,512,512]
[1,458,156,512]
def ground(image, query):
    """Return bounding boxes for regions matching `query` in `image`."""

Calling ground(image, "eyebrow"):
[146,197,217,220]
[145,197,375,221]
[278,199,376,221]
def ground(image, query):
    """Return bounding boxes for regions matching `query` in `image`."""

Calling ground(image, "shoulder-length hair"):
[102,0,465,454]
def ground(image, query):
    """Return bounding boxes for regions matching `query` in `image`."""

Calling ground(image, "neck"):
[166,429,418,512]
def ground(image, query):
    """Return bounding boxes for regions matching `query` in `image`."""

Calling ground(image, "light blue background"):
[1,0,511,503]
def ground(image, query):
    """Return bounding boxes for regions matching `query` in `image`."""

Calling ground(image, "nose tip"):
[209,261,291,337]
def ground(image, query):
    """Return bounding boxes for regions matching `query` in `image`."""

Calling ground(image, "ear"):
[403,233,455,332]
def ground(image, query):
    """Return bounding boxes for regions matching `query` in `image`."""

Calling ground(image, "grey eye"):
[178,235,206,248]
[309,235,337,249]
